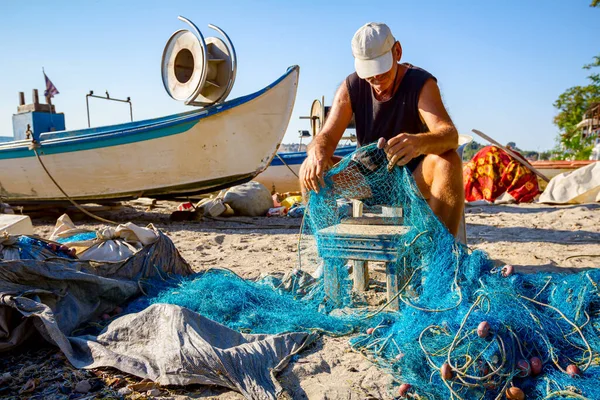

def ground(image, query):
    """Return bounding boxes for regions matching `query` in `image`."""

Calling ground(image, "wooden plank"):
[381,206,403,218]
[129,197,157,207]
[352,199,363,218]
[318,224,410,238]
[318,247,398,263]
[341,216,403,225]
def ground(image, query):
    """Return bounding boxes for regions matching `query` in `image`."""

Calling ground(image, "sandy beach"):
[2,199,593,399]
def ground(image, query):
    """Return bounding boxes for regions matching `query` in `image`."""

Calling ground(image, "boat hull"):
[0,66,299,203]
[254,146,356,193]
[531,160,597,191]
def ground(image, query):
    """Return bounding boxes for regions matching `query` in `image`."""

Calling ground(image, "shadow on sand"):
[467,223,600,245]
[465,202,600,215]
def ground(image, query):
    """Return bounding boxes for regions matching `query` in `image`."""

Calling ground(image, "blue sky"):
[0,1,598,152]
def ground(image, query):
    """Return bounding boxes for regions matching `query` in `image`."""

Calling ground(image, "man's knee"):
[424,150,462,177]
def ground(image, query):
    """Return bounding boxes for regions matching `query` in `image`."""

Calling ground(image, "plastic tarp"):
[539,161,600,204]
[0,230,313,399]
[71,304,313,398]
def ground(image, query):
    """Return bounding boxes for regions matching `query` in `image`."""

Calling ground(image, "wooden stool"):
[316,223,412,310]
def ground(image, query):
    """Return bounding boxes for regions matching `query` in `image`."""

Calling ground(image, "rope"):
[544,391,589,400]
[565,254,600,260]
[518,294,593,371]
[276,153,300,178]
[30,141,118,225]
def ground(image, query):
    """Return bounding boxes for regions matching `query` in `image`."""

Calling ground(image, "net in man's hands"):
[300,144,600,399]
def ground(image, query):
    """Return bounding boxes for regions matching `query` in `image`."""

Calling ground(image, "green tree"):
[553,83,600,160]
[538,151,552,161]
[461,140,484,162]
[551,1,599,160]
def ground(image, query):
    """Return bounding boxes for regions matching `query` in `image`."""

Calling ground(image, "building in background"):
[578,102,600,160]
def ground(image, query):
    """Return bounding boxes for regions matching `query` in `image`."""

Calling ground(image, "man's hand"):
[380,134,423,168]
[299,81,353,195]
[300,147,333,194]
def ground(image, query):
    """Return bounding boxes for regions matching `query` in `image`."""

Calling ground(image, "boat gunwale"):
[270,145,356,166]
[0,65,299,156]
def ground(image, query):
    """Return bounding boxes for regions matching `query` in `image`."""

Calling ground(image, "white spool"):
[161,17,236,106]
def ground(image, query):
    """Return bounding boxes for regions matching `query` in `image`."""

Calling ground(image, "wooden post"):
[353,260,369,291]
[351,199,369,291]
[18,92,25,106]
[324,258,343,306]
[386,262,399,311]
[32,89,39,105]
[352,199,363,218]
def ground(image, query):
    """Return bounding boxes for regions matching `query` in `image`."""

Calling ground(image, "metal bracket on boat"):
[161,16,237,107]
[299,97,326,137]
[300,97,356,138]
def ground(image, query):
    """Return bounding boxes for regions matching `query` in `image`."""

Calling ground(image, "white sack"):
[49,214,159,262]
[223,181,273,216]
[539,162,600,204]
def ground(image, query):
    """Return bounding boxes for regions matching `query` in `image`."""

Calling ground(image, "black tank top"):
[346,63,435,146]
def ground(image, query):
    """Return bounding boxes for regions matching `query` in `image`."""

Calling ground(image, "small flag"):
[43,71,59,98]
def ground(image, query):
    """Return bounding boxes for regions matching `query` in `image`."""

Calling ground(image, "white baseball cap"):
[351,22,396,79]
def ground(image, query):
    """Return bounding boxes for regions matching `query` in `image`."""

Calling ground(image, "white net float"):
[161,16,237,107]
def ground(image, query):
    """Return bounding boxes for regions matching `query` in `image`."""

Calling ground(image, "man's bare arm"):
[415,78,458,154]
[384,78,458,166]
[308,82,354,158]
[301,82,353,192]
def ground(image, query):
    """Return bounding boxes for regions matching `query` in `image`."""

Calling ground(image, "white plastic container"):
[0,214,34,236]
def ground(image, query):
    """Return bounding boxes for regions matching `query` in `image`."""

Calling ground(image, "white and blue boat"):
[0,17,300,203]
[0,66,298,203]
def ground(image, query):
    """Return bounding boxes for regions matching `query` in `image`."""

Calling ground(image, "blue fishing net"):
[0,236,77,260]
[302,144,600,399]
[55,231,97,243]
[135,144,599,399]
[127,268,362,335]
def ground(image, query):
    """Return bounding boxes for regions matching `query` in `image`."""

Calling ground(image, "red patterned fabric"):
[463,146,540,203]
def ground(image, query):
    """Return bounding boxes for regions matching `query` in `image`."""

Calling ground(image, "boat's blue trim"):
[270,145,356,166]
[0,66,299,160]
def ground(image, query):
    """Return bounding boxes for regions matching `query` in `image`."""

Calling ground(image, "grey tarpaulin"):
[0,231,314,399]
[70,304,314,399]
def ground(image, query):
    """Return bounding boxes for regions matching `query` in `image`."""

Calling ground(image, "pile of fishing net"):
[142,144,600,399]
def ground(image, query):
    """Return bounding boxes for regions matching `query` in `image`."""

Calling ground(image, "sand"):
[22,200,600,399]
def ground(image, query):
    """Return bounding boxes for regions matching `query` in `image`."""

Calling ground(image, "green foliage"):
[584,55,600,85]
[550,3,599,160]
[538,150,553,161]
[461,140,548,162]
[552,55,600,160]
[521,150,540,160]
[461,140,484,161]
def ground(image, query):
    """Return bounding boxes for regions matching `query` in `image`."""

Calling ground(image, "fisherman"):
[299,22,464,236]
